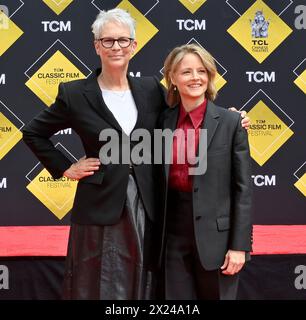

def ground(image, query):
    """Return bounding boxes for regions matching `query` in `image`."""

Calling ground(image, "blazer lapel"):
[162,101,220,183]
[83,71,122,132]
[195,100,220,175]
[163,106,180,185]
[202,100,220,149]
[127,75,147,132]
[83,73,149,133]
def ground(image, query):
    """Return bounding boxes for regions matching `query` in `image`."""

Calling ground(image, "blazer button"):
[194,187,199,193]
[195,216,201,221]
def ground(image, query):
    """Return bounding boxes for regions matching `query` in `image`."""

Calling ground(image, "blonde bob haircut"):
[164,44,218,107]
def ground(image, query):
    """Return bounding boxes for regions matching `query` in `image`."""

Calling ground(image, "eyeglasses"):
[98,37,134,48]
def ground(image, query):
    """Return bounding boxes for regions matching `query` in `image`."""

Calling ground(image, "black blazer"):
[23,71,166,225]
[158,101,253,270]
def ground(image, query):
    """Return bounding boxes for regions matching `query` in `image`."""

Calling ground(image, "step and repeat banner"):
[0,1,305,232]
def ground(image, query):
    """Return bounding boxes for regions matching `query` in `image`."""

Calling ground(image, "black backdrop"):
[0,0,305,299]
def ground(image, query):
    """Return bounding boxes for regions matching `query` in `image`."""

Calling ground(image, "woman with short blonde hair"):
[164,44,218,107]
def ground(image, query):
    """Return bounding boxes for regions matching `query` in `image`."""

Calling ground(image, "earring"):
[173,86,177,91]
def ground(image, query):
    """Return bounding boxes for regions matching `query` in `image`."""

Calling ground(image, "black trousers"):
[165,189,239,300]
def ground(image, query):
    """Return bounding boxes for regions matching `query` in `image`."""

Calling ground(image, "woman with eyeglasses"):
[23,8,250,300]
[22,8,166,300]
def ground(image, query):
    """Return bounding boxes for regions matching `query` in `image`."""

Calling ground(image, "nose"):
[191,71,200,79]
[112,40,121,50]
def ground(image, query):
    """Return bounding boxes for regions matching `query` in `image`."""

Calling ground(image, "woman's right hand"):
[63,156,101,180]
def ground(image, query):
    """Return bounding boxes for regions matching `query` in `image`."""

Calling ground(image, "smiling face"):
[94,21,137,71]
[170,53,209,108]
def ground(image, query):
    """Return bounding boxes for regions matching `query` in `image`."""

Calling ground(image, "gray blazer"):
[158,100,253,270]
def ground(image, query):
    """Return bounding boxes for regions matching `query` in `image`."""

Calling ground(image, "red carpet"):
[0,226,70,256]
[0,225,306,256]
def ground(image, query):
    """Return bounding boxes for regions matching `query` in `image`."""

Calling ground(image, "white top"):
[101,89,138,136]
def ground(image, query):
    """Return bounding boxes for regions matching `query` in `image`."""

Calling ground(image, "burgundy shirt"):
[168,99,207,192]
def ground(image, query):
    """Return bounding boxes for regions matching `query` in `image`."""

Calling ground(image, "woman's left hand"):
[220,250,246,275]
[229,107,250,130]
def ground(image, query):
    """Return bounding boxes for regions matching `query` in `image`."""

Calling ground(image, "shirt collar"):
[178,99,207,129]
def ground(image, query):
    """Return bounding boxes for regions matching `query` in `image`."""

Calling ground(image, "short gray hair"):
[91,8,136,40]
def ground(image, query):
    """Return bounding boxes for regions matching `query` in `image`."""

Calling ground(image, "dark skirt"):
[62,174,154,300]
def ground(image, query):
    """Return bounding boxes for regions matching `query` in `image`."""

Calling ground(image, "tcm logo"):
[129,71,141,77]
[0,74,5,84]
[54,128,72,135]
[0,265,9,290]
[0,178,7,188]
[246,71,275,83]
[294,5,306,30]
[176,19,206,31]
[294,265,306,289]
[0,126,12,133]
[251,175,276,186]
[41,21,71,32]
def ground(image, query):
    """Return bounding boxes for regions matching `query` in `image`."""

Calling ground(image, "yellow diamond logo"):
[0,11,23,56]
[294,173,306,197]
[160,78,167,88]
[42,0,73,15]
[0,112,22,160]
[214,72,227,91]
[248,100,294,166]
[117,0,158,56]
[227,0,292,63]
[25,50,86,106]
[294,69,306,94]
[26,168,78,219]
[179,0,207,14]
